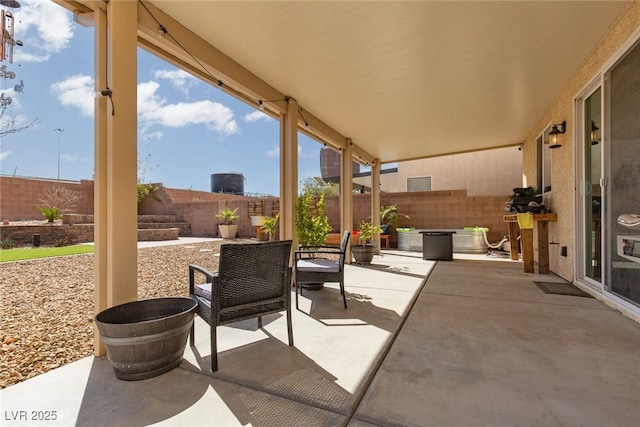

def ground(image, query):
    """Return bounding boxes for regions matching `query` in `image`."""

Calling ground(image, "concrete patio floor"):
[2,251,640,426]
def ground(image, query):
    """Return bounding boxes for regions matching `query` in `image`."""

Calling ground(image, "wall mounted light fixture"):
[590,120,600,145]
[549,121,566,149]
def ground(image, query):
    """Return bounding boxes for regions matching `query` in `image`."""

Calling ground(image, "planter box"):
[95,297,197,381]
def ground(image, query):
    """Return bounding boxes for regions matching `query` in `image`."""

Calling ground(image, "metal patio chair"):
[189,240,293,372]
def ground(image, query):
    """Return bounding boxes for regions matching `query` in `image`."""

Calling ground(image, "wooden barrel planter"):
[95,297,197,381]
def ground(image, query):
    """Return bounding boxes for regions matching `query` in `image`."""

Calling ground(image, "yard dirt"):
[0,239,255,389]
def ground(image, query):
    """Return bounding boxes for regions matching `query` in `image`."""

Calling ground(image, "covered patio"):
[3,2,639,425]
[49,0,640,356]
[3,251,640,426]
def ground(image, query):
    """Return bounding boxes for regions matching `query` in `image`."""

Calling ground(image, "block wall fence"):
[1,177,509,244]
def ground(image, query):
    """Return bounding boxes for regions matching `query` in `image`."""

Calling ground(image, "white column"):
[280,98,298,244]
[371,160,381,251]
[106,0,138,309]
[93,6,107,357]
[341,140,354,262]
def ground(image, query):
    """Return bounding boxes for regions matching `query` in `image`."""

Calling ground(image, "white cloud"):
[266,145,279,158]
[153,69,197,95]
[18,0,74,62]
[60,154,78,162]
[138,80,238,135]
[244,110,270,123]
[0,150,12,161]
[268,144,307,158]
[49,75,240,136]
[50,75,94,117]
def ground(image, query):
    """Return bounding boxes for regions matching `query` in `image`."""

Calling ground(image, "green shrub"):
[54,238,69,247]
[261,214,279,241]
[216,207,240,225]
[357,221,383,245]
[1,238,16,249]
[38,206,62,222]
[295,191,332,247]
[137,183,159,205]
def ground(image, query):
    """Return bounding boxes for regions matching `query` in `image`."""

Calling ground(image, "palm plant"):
[216,207,239,225]
[379,204,409,233]
[261,214,279,241]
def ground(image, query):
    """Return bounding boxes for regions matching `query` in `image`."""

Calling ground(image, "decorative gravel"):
[0,239,255,389]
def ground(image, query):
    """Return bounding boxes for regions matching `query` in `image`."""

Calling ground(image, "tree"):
[300,177,339,197]
[137,151,159,206]
[295,190,332,247]
[38,184,83,214]
[0,109,39,138]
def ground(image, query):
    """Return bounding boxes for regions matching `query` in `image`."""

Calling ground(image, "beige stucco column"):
[280,98,298,244]
[93,6,107,356]
[371,160,381,250]
[341,140,354,262]
[93,0,138,356]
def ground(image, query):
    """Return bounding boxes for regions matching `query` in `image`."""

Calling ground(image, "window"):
[536,126,552,193]
[407,176,432,192]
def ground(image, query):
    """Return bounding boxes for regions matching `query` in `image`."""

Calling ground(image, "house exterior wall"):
[522,1,640,282]
[354,146,522,196]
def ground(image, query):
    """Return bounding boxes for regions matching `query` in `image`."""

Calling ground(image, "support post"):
[93,6,107,356]
[371,160,381,251]
[280,98,298,245]
[105,0,138,308]
[341,140,354,262]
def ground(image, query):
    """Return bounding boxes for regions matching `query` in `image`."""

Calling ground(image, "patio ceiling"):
[70,1,630,164]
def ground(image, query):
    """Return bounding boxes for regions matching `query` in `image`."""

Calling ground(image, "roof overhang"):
[58,0,631,163]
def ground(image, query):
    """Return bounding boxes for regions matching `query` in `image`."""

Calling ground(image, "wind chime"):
[0,0,23,108]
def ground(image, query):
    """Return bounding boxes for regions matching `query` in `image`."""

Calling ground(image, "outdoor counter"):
[503,213,558,273]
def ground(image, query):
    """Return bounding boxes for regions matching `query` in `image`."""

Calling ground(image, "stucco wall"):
[522,1,640,281]
[373,147,522,196]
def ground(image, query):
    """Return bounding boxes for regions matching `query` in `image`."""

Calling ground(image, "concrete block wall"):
[0,224,94,247]
[1,177,509,243]
[0,177,94,220]
[326,189,510,247]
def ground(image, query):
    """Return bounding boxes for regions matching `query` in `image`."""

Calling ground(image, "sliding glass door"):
[583,87,602,283]
[607,39,640,305]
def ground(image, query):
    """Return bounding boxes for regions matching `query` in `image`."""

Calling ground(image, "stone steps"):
[137,222,192,237]
[62,214,193,239]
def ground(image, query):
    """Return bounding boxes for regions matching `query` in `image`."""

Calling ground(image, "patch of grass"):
[0,245,94,262]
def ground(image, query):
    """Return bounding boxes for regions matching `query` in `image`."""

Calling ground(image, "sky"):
[0,0,328,197]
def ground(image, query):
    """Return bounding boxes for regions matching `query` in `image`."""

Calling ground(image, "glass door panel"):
[584,87,602,282]
[608,40,640,306]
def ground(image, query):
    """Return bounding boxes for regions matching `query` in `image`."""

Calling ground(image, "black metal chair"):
[189,240,293,372]
[294,230,351,309]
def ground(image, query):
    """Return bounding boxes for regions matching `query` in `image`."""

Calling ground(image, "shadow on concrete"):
[298,286,403,333]
[351,261,428,279]
[186,334,350,425]
[75,357,210,426]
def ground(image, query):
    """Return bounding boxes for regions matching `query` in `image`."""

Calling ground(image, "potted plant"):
[507,186,544,213]
[380,204,410,234]
[352,220,383,264]
[295,191,332,247]
[216,207,239,239]
[295,191,332,289]
[261,214,279,241]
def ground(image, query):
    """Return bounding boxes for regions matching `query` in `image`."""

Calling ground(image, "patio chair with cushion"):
[189,240,293,372]
[294,230,351,310]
